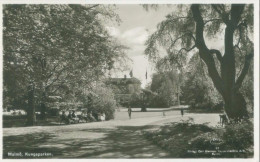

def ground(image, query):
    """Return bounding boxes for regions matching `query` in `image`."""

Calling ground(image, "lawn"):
[143,118,254,158]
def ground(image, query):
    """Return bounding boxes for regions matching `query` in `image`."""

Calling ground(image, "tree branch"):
[204,18,222,25]
[235,21,247,46]
[45,66,69,89]
[68,4,99,12]
[235,52,253,90]
[85,4,99,11]
[177,45,196,55]
[168,16,191,21]
[211,4,229,24]
[191,4,224,96]
[209,49,223,63]
[46,63,60,79]
[169,32,196,49]
[231,4,245,27]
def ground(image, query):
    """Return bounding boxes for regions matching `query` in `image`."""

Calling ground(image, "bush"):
[143,118,254,158]
[87,83,117,120]
[129,93,142,108]
[222,120,253,150]
[48,108,60,116]
[144,118,214,157]
[189,120,254,158]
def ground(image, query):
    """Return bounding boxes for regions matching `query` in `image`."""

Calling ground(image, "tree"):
[145,4,254,120]
[181,53,222,109]
[150,71,179,107]
[84,82,117,120]
[3,4,128,125]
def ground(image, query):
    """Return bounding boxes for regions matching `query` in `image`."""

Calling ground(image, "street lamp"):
[176,69,180,106]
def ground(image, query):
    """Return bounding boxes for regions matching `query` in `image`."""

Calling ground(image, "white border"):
[0,0,259,4]
[0,0,259,162]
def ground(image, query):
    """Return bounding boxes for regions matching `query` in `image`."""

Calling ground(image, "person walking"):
[162,111,166,117]
[128,106,132,119]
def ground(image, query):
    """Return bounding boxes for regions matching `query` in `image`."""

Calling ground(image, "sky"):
[106,4,226,88]
[106,5,174,88]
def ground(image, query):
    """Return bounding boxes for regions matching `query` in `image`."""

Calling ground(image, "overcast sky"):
[106,4,174,88]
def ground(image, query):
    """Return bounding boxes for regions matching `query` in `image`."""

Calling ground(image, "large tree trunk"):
[191,4,251,120]
[223,90,248,121]
[40,91,47,120]
[26,82,36,126]
[40,102,47,120]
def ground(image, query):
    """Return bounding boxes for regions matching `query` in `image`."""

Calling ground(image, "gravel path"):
[3,113,220,158]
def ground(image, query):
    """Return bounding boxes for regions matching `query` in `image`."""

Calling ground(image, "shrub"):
[129,93,142,107]
[222,120,253,150]
[87,83,117,120]
[143,118,254,158]
[144,118,214,157]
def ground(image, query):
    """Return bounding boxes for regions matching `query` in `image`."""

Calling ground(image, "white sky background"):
[106,5,175,88]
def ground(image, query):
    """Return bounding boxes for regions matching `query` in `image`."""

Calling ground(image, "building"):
[105,77,142,106]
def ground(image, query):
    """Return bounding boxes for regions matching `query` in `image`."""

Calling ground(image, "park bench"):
[59,115,80,125]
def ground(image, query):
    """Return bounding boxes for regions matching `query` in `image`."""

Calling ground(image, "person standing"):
[181,109,184,117]
[60,111,68,124]
[67,111,73,124]
[128,106,132,119]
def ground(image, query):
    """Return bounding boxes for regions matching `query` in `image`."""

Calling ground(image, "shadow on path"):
[3,125,170,158]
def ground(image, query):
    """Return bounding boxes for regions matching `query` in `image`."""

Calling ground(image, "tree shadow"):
[3,125,170,158]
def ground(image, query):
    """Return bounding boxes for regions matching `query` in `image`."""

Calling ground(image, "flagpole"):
[145,68,147,85]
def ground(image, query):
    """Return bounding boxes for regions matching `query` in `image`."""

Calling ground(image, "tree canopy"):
[3,4,128,124]
[150,70,179,107]
[145,4,254,119]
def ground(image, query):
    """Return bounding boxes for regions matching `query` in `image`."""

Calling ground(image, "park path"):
[3,113,220,158]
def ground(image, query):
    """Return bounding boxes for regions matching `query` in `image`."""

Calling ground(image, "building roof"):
[141,89,157,96]
[105,77,141,85]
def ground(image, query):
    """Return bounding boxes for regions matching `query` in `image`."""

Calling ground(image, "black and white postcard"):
[1,0,259,161]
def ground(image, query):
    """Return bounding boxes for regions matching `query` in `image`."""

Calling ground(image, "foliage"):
[3,5,128,119]
[239,63,254,115]
[150,70,179,107]
[143,118,214,157]
[189,120,254,158]
[144,118,254,158]
[223,120,253,150]
[181,53,222,109]
[86,82,117,120]
[129,93,143,108]
[144,4,254,119]
[105,77,141,94]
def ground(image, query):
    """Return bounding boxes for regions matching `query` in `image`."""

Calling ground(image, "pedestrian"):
[181,109,184,117]
[162,111,166,117]
[60,111,68,124]
[72,110,76,118]
[71,110,79,123]
[68,111,72,119]
[128,106,132,119]
[67,111,73,124]
[88,111,96,122]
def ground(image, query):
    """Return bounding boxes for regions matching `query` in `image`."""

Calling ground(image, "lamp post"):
[176,69,180,106]
[141,91,146,112]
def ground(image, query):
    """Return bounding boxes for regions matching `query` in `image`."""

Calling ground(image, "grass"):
[143,118,254,158]
[3,116,63,128]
